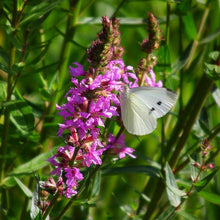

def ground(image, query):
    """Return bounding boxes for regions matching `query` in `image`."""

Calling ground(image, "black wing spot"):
[151,107,155,112]
[157,101,162,105]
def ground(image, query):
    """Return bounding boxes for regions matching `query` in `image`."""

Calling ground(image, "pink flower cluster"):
[47,59,147,198]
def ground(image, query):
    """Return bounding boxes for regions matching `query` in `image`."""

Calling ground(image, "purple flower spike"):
[106,133,136,159]
[145,69,163,87]
[69,62,86,77]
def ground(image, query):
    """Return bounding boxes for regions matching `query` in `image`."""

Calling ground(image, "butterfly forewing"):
[120,86,177,135]
[130,87,177,119]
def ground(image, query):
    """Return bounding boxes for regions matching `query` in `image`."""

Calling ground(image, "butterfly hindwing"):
[120,89,157,135]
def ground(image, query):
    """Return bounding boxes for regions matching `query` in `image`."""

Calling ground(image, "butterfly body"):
[120,86,177,135]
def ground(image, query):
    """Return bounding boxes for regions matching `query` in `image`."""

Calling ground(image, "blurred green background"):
[0,0,220,219]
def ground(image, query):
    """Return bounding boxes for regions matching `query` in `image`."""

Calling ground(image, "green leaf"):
[165,162,185,207]
[177,179,220,205]
[182,13,197,40]
[122,178,150,202]
[20,1,62,27]
[102,165,160,178]
[13,177,33,198]
[189,156,200,182]
[4,100,35,135]
[205,51,220,80]
[209,51,220,61]
[175,0,191,15]
[199,28,220,45]
[25,43,50,67]
[22,61,60,77]
[0,62,16,75]
[198,190,220,205]
[198,119,211,135]
[112,193,134,217]
[212,88,220,108]
[156,206,176,220]
[177,210,198,220]
[155,44,171,73]
[91,170,101,197]
[7,149,55,176]
[194,168,219,191]
[0,80,7,101]
[205,63,220,79]
[2,176,17,188]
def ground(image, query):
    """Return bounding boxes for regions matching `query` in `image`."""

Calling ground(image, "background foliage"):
[0,0,220,219]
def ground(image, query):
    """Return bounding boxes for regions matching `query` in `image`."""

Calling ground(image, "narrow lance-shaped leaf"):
[91,170,101,197]
[182,12,197,40]
[165,162,186,207]
[177,210,199,220]
[102,165,160,178]
[189,155,200,182]
[3,100,35,135]
[194,168,219,192]
[6,149,56,176]
[157,206,176,220]
[212,88,220,108]
[14,177,33,198]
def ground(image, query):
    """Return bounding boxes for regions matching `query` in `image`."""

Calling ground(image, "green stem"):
[142,3,212,219]
[42,193,60,220]
[165,1,171,46]
[0,26,17,182]
[143,178,165,220]
[0,2,17,218]
[40,0,82,143]
[143,74,213,219]
[184,5,210,70]
[169,74,213,168]
[165,72,212,160]
[174,122,220,174]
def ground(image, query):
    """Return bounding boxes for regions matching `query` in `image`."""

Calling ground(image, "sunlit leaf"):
[177,210,198,220]
[198,190,220,205]
[165,162,184,207]
[212,88,220,108]
[7,149,55,176]
[189,155,200,182]
[199,29,220,44]
[14,177,32,198]
[156,206,176,220]
[205,51,220,80]
[0,80,7,101]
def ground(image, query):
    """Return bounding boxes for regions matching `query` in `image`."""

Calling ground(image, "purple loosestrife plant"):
[48,58,139,198]
[44,14,163,207]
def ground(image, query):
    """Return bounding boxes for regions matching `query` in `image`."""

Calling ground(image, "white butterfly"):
[120,85,177,135]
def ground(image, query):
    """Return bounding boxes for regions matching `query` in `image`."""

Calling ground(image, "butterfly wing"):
[120,89,157,135]
[130,87,177,119]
